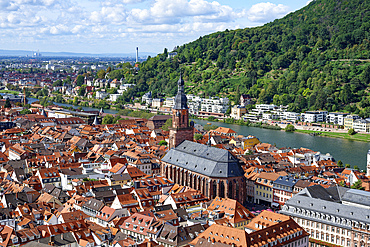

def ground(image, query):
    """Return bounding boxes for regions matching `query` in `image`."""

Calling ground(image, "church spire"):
[173,72,187,110]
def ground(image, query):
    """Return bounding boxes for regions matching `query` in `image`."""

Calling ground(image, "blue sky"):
[0,0,312,55]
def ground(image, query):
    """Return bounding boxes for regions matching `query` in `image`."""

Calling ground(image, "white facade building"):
[301,111,328,123]
[327,112,349,126]
[96,91,109,100]
[109,94,121,102]
[352,118,370,133]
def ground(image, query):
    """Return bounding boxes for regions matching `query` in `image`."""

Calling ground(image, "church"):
[161,75,246,204]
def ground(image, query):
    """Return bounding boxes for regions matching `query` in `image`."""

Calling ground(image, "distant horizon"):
[0,0,311,54]
[0,48,158,58]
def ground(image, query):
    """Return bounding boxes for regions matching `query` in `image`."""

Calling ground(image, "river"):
[28,98,370,171]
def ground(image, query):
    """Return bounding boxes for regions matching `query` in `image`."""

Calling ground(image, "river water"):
[28,98,370,170]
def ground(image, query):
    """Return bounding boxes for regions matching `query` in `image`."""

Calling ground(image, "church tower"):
[169,75,194,149]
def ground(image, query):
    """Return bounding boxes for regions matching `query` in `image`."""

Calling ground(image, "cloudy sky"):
[0,0,312,55]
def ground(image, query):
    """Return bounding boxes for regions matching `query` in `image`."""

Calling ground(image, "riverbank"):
[295,129,370,142]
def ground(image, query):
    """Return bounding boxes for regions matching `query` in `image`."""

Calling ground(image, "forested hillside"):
[120,0,370,117]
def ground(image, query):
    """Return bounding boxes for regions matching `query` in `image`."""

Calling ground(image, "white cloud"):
[248,2,289,22]
[0,0,299,53]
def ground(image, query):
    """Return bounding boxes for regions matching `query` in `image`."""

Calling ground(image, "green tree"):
[337,160,344,168]
[19,109,31,114]
[97,70,106,79]
[52,80,62,87]
[285,124,295,132]
[351,180,364,190]
[161,118,172,131]
[345,164,351,168]
[353,165,359,171]
[194,134,203,140]
[159,140,168,146]
[102,114,115,124]
[75,75,84,86]
[4,98,11,108]
[348,128,356,135]
[78,85,86,96]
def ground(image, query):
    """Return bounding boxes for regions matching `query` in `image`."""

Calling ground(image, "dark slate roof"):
[326,185,349,201]
[341,189,370,207]
[82,198,104,211]
[300,185,338,202]
[38,232,77,246]
[154,204,173,211]
[273,176,299,191]
[7,160,26,169]
[162,140,244,178]
[42,184,56,194]
[92,185,121,192]
[95,190,116,198]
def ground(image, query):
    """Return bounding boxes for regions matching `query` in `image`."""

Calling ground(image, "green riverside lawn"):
[0,90,20,95]
[295,129,370,142]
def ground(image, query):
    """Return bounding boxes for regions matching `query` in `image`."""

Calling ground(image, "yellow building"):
[229,135,260,150]
[344,115,360,130]
[254,172,281,206]
[230,105,246,120]
[108,174,132,186]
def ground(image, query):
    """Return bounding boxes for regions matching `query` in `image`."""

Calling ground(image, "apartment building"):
[273,176,298,208]
[301,111,328,123]
[352,118,370,133]
[326,112,349,125]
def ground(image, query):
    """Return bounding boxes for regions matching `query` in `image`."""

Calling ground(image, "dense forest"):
[118,0,370,117]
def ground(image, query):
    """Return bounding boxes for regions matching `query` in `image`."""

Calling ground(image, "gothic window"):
[228,181,233,199]
[220,181,225,198]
